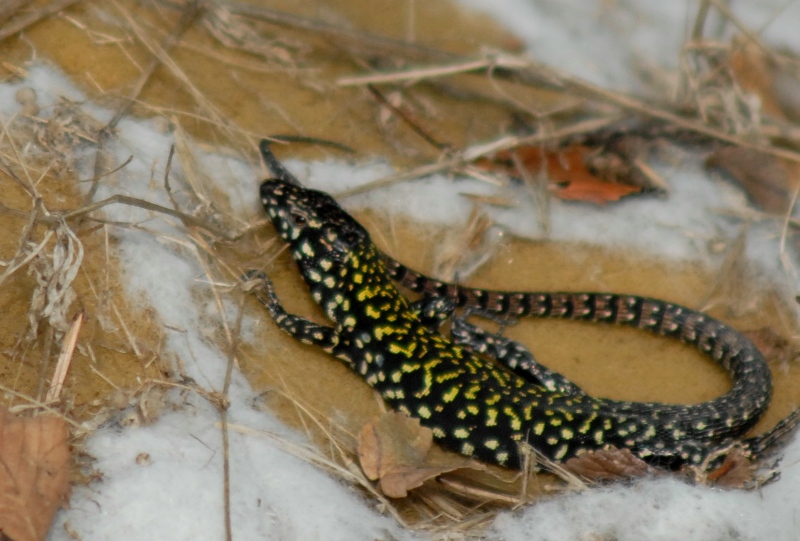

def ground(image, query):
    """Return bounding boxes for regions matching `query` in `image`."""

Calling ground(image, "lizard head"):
[260,178,370,272]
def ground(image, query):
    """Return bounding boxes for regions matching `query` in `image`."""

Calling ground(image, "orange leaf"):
[483,145,644,205]
[550,175,643,205]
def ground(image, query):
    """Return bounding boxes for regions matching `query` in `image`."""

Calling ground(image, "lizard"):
[247,166,797,470]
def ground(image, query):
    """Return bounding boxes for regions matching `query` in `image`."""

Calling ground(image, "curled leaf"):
[563,446,652,482]
[705,448,755,489]
[357,411,483,498]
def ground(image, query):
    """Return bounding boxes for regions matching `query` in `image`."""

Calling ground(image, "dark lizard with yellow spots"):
[248,164,799,470]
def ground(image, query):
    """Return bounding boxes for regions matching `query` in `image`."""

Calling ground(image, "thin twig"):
[219,297,245,541]
[180,231,243,541]
[366,84,450,152]
[0,383,81,429]
[0,115,37,195]
[0,193,246,241]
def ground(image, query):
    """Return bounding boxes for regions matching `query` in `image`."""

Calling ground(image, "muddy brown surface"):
[0,0,797,514]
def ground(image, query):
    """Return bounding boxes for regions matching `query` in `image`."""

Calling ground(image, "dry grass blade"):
[338,55,531,87]
[690,0,711,41]
[112,0,250,151]
[222,421,409,526]
[0,0,80,43]
[0,0,33,27]
[104,0,203,132]
[224,1,462,62]
[339,48,800,166]
[436,476,525,506]
[45,311,83,404]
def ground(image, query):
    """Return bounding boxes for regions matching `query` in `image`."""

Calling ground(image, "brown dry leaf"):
[706,146,799,214]
[721,40,800,213]
[563,447,652,482]
[482,145,644,205]
[705,448,755,489]
[743,327,798,367]
[357,411,484,498]
[728,39,784,120]
[0,408,70,541]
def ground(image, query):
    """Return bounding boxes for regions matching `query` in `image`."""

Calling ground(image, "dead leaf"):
[720,39,800,212]
[563,447,652,481]
[357,411,483,498]
[0,408,70,541]
[728,39,785,120]
[481,145,645,205]
[705,448,755,489]
[706,146,799,214]
[743,327,799,367]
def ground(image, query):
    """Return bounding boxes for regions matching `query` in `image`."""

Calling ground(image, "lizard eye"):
[291,212,307,226]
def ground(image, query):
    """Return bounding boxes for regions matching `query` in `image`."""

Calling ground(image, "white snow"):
[0,0,796,540]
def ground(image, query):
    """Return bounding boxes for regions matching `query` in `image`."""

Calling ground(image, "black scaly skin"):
[251,176,790,470]
[382,249,800,464]
[382,257,775,440]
